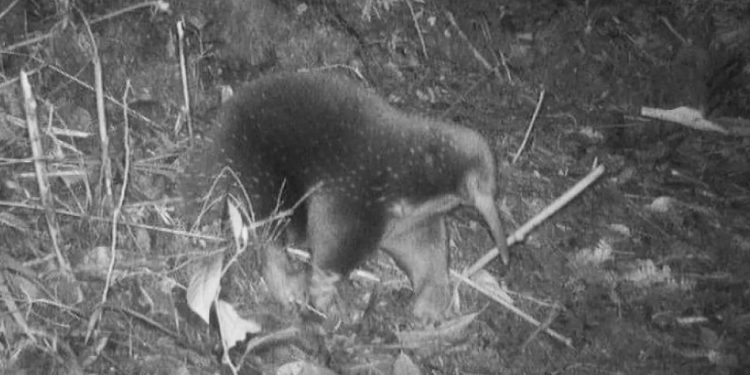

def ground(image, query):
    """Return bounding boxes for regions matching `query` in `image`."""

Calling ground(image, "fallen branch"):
[512,89,546,164]
[79,12,113,207]
[0,1,169,54]
[466,164,606,276]
[405,0,427,59]
[176,19,193,142]
[451,270,573,348]
[20,70,71,274]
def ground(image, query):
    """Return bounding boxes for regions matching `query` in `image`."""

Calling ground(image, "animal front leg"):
[381,213,451,323]
[262,243,307,306]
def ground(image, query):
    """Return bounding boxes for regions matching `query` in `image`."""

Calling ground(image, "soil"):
[1,0,749,374]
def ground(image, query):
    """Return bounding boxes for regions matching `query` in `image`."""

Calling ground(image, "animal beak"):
[473,193,509,265]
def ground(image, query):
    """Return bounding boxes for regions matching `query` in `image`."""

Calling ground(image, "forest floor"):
[0,0,749,374]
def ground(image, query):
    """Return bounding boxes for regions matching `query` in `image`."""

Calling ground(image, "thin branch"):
[177,19,193,143]
[512,89,546,164]
[440,70,494,119]
[0,199,224,242]
[452,270,573,348]
[20,70,72,273]
[465,164,606,275]
[444,10,504,83]
[0,1,169,54]
[405,0,427,59]
[0,0,19,23]
[0,271,37,344]
[79,11,113,208]
[101,81,132,304]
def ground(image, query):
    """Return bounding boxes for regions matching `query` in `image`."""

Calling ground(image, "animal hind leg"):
[381,213,451,322]
[306,193,384,315]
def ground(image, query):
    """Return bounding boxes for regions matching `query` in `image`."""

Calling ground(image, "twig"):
[659,16,687,46]
[81,10,111,341]
[237,326,302,366]
[0,33,48,55]
[465,164,606,276]
[440,70,494,119]
[0,0,19,23]
[283,245,573,348]
[0,1,169,54]
[444,10,504,82]
[444,10,491,70]
[79,12,113,208]
[497,49,513,82]
[2,53,162,130]
[479,17,513,84]
[0,67,41,91]
[177,19,193,143]
[0,184,314,245]
[87,0,169,26]
[0,199,226,242]
[0,254,57,301]
[102,303,179,339]
[520,303,562,351]
[512,89,545,164]
[20,70,72,273]
[405,0,427,59]
[101,81,132,305]
[451,270,573,348]
[0,271,37,343]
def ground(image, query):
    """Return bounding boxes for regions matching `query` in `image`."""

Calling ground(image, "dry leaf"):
[471,269,513,305]
[215,300,261,349]
[0,212,29,232]
[186,253,223,323]
[641,106,729,134]
[646,196,676,213]
[393,352,421,375]
[227,199,247,249]
[277,360,337,375]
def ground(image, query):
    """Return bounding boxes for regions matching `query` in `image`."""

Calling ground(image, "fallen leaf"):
[277,360,337,375]
[471,269,513,305]
[215,300,261,349]
[186,253,223,324]
[393,352,421,375]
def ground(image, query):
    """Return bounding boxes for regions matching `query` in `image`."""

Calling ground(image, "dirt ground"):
[1,0,749,374]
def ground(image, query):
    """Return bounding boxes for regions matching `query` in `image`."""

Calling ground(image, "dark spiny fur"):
[179,72,506,321]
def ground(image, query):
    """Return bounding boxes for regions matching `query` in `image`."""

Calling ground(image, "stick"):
[444,10,504,82]
[0,199,227,242]
[452,270,573,348]
[440,70,494,119]
[79,11,113,208]
[0,1,169,54]
[20,71,72,273]
[405,0,427,59]
[24,54,162,130]
[0,271,37,344]
[465,164,606,276]
[512,89,545,164]
[177,19,193,143]
[0,0,19,22]
[101,81,133,304]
